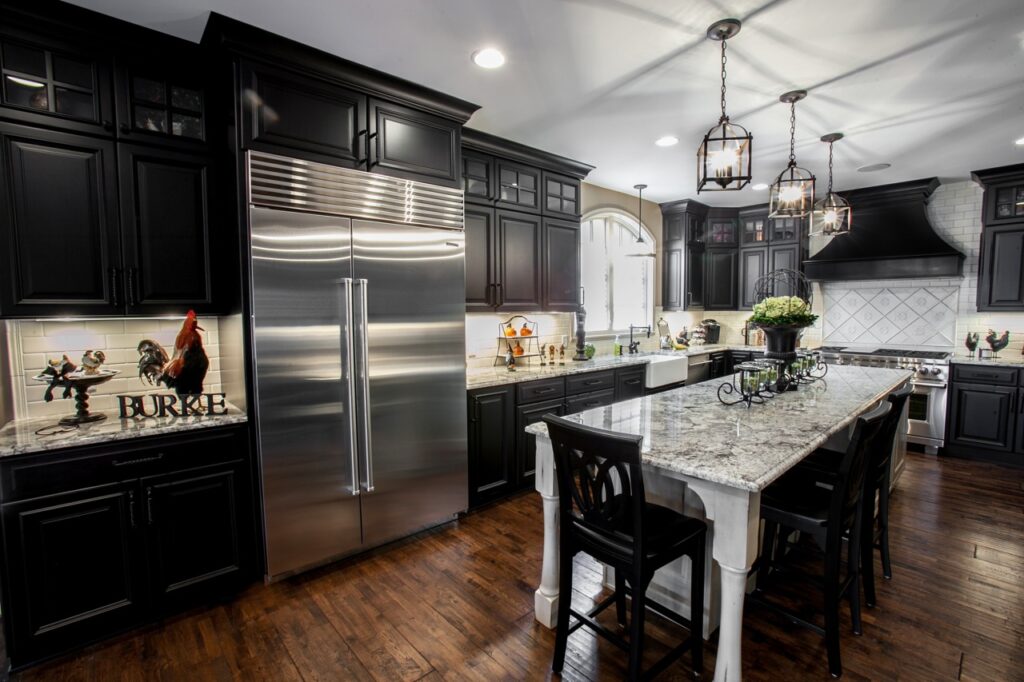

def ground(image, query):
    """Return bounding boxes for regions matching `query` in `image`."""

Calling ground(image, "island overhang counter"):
[527,364,913,682]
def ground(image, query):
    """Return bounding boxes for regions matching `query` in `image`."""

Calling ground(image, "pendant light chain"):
[788,101,797,167]
[719,40,728,122]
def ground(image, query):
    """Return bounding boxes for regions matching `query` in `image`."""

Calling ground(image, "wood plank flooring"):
[14,452,1024,681]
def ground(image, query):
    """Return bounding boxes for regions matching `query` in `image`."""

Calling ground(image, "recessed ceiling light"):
[471,48,505,69]
[858,163,891,173]
[1016,136,1024,146]
[751,183,769,190]
[655,135,678,147]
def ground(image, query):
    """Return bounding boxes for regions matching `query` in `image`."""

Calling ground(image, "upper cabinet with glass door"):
[0,29,115,137]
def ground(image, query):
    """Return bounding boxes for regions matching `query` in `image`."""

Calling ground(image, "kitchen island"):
[527,364,912,681]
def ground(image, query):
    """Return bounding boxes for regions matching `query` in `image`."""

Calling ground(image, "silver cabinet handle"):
[340,278,359,496]
[355,278,374,493]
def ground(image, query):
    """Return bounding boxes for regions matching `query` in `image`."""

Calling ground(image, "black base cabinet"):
[945,364,1023,465]
[0,425,255,670]
[467,385,516,508]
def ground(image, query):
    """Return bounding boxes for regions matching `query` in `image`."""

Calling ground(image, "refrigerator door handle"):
[356,278,375,493]
[340,277,360,496]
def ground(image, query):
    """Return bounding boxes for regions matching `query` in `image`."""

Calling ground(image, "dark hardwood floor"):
[14,452,1024,681]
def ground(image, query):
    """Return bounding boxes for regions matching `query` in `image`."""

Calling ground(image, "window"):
[580,211,655,334]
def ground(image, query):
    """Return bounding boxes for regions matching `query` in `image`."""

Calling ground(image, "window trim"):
[579,208,656,338]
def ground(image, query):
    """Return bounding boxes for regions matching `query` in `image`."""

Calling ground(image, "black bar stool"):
[543,415,707,681]
[794,384,912,606]
[751,400,891,678]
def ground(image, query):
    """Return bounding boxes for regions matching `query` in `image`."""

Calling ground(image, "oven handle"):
[911,380,946,388]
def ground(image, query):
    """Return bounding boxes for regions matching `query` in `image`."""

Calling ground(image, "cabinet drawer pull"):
[583,379,603,386]
[113,453,164,467]
[534,387,557,394]
[128,490,137,528]
[583,400,601,407]
[624,378,641,385]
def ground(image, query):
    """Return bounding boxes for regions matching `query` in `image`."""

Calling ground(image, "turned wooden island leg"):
[534,434,560,627]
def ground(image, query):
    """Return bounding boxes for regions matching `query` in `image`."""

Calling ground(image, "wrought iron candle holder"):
[785,350,828,386]
[754,358,788,395]
[717,362,772,408]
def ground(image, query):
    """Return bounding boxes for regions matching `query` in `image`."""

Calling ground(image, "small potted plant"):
[750,295,818,363]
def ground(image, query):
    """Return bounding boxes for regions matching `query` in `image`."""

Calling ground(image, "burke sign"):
[117,393,228,419]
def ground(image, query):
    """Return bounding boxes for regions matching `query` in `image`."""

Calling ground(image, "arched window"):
[579,210,655,334]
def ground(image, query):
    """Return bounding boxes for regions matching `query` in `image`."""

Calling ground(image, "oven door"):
[907,379,947,453]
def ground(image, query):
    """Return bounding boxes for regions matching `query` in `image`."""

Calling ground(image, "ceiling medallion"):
[696,19,752,193]
[768,90,815,218]
[810,133,851,237]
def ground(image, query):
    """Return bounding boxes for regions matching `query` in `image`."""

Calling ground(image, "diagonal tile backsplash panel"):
[822,283,959,348]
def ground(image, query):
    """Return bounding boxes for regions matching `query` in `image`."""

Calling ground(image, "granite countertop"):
[526,364,911,493]
[0,405,248,458]
[466,344,772,390]
[950,353,1024,368]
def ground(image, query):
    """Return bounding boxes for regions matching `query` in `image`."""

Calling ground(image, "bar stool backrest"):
[831,401,892,537]
[543,415,646,564]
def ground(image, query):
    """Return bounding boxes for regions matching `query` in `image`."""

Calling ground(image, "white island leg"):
[534,434,560,627]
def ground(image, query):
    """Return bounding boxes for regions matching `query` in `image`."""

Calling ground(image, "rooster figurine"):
[135,310,210,396]
[985,329,1010,356]
[964,332,979,357]
[81,350,106,374]
[40,355,76,402]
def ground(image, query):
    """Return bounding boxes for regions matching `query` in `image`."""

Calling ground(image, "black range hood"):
[803,178,965,281]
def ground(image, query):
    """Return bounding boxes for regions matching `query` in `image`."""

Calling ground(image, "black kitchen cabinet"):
[368,98,460,188]
[710,351,729,379]
[665,212,685,242]
[495,210,543,310]
[495,159,542,214]
[947,382,1017,452]
[464,206,496,311]
[740,209,767,246]
[739,248,766,309]
[615,367,645,401]
[0,122,122,316]
[2,482,145,667]
[0,425,254,670]
[118,143,217,314]
[239,61,366,169]
[0,22,115,137]
[515,398,565,490]
[769,216,802,243]
[462,149,494,204]
[706,248,738,310]
[977,223,1024,311]
[663,241,684,310]
[467,385,516,508]
[543,217,580,311]
[686,243,706,310]
[768,243,802,293]
[542,171,580,218]
[707,217,737,245]
[565,388,616,414]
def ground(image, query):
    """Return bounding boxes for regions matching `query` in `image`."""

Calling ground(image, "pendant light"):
[768,90,815,218]
[810,133,851,236]
[696,19,752,193]
[633,183,647,243]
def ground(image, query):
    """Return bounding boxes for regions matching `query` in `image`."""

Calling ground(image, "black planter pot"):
[759,325,804,364]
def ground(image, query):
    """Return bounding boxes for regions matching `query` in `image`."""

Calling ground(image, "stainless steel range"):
[819,346,950,456]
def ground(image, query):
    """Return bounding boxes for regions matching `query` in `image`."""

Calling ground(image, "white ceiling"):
[69,0,1024,204]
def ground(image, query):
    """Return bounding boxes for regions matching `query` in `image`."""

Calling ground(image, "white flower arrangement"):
[750,295,818,328]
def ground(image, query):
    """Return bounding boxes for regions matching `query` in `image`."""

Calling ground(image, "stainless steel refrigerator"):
[246,151,468,580]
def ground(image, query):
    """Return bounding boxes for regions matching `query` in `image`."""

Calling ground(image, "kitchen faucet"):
[628,325,651,354]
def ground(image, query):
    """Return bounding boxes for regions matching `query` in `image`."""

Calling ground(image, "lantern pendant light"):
[768,90,815,218]
[696,19,752,193]
[633,183,647,243]
[810,133,852,236]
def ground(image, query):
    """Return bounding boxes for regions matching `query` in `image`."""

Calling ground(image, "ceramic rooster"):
[135,310,209,396]
[41,355,76,402]
[81,350,105,374]
[964,332,979,355]
[985,329,1009,356]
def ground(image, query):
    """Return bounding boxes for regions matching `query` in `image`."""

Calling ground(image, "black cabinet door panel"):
[467,386,515,508]
[948,382,1017,452]
[977,224,1024,311]
[369,98,459,187]
[118,144,214,313]
[0,122,121,316]
[143,462,249,610]
[496,210,542,310]
[464,206,495,311]
[740,248,766,309]
[1017,388,1024,455]
[2,483,144,666]
[541,171,580,218]
[240,61,366,168]
[685,244,705,310]
[663,243,683,310]
[615,367,645,400]
[768,243,801,296]
[543,217,580,311]
[516,398,565,489]
[462,149,494,204]
[706,248,737,310]
[495,160,541,214]
[565,388,616,414]
[115,52,209,152]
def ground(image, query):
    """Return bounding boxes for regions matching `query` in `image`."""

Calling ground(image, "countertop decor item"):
[768,90,815,219]
[495,315,539,366]
[751,269,817,364]
[964,332,980,358]
[136,310,210,396]
[717,362,770,408]
[696,18,752,192]
[572,297,589,361]
[985,329,1009,357]
[810,133,851,236]
[33,368,121,426]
